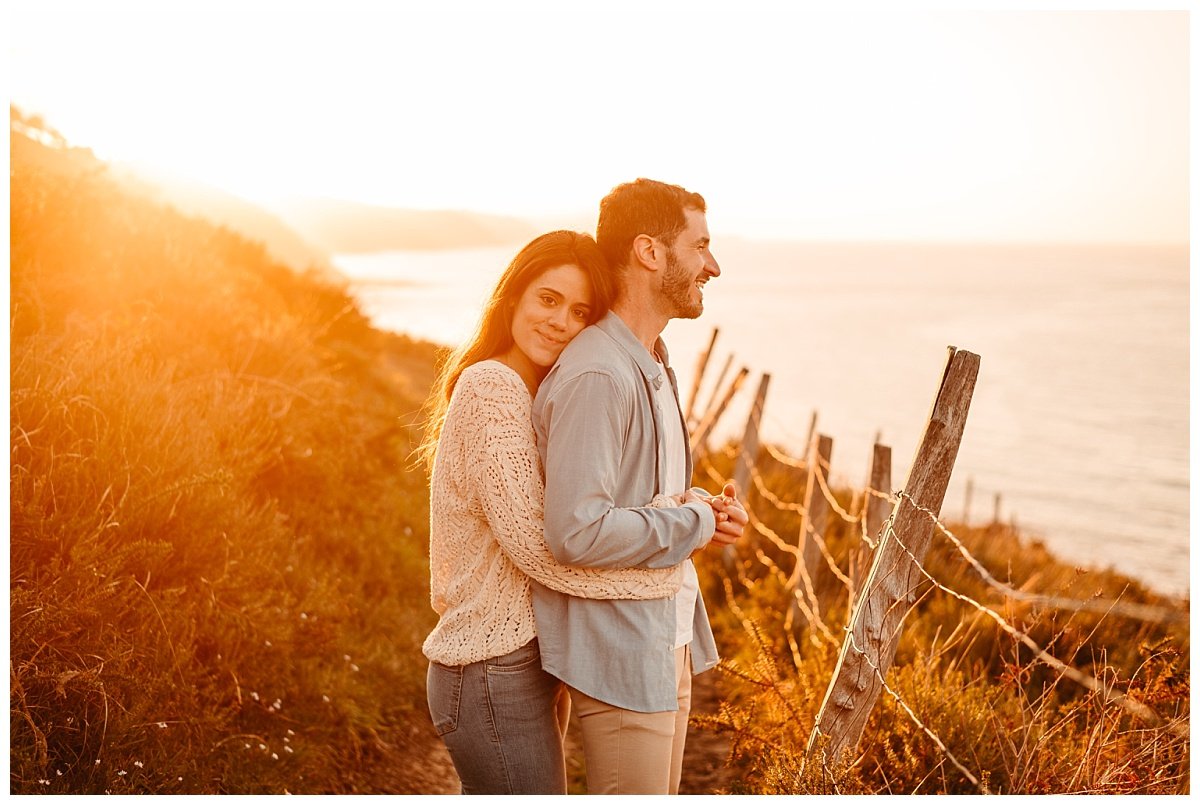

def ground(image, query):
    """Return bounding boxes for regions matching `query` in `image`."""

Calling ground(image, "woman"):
[417,231,683,795]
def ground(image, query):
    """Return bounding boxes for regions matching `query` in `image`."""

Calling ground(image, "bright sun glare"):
[7,0,1191,243]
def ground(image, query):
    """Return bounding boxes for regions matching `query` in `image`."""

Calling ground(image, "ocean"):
[336,240,1189,597]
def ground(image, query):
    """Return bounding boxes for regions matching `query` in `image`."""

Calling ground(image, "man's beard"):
[661,248,702,319]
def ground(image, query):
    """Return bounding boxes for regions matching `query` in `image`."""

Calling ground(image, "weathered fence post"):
[802,410,818,458]
[788,433,833,630]
[732,373,771,496]
[696,353,734,430]
[800,434,833,588]
[806,347,980,769]
[848,442,891,612]
[727,373,770,574]
[690,366,749,462]
[684,327,719,426]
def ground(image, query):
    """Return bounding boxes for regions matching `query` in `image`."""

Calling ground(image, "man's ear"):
[631,234,660,272]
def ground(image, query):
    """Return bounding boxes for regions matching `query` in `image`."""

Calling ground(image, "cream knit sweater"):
[422,361,683,667]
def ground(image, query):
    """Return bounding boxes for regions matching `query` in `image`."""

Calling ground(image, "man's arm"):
[539,369,715,569]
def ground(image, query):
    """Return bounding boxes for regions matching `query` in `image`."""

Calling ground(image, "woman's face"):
[510,263,594,369]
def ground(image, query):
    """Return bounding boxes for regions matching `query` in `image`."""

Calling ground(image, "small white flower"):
[117,771,127,777]
[265,640,272,647]
[272,752,279,760]
[157,722,168,729]
[56,770,62,777]
[283,736,290,743]
[259,743,267,751]
[284,745,294,754]
[94,759,101,765]
[350,663,360,672]
[322,695,330,703]
[251,691,260,701]
[343,654,351,662]
[300,612,308,620]
[286,729,295,736]
[39,779,50,786]
[244,743,251,750]
[134,761,144,768]
[178,777,183,782]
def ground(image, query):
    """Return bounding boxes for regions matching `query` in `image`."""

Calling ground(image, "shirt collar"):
[596,311,672,387]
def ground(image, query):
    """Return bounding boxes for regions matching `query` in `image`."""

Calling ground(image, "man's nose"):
[706,253,721,278]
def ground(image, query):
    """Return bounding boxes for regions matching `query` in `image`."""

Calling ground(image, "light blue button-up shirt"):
[531,311,720,713]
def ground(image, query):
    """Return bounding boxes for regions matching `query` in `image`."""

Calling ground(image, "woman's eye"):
[540,295,556,306]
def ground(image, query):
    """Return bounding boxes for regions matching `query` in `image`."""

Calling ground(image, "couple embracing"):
[418,179,748,795]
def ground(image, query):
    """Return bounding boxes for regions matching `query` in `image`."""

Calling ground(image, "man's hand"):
[707,481,747,547]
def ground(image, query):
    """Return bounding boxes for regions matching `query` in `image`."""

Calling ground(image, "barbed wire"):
[836,627,990,794]
[884,491,1187,739]
[763,440,809,469]
[698,437,1187,792]
[898,492,1188,626]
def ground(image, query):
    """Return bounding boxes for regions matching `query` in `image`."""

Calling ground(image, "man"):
[531,178,747,794]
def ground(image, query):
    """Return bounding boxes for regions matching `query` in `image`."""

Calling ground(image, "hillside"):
[10,117,448,794]
[10,107,337,281]
[111,162,341,280]
[268,197,539,253]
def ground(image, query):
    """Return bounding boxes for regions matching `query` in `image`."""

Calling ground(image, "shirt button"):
[653,375,663,389]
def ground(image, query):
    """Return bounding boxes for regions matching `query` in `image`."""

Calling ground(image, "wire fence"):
[692,431,1189,792]
[686,333,1190,791]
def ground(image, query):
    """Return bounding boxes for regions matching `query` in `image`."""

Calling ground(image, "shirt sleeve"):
[538,368,716,570]
[461,368,682,600]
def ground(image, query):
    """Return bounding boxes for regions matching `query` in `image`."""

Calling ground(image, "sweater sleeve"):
[460,367,682,600]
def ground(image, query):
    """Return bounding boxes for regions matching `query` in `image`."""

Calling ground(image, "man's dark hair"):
[595,178,706,271]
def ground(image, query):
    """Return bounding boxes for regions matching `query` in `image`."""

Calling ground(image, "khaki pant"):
[568,645,693,795]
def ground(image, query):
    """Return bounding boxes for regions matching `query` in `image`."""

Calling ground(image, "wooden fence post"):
[801,434,833,588]
[806,347,980,769]
[732,373,771,497]
[695,353,734,430]
[788,433,833,630]
[727,373,770,574]
[848,442,891,612]
[690,366,749,462]
[684,327,719,426]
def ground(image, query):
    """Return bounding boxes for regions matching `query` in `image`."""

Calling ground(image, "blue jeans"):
[426,638,570,794]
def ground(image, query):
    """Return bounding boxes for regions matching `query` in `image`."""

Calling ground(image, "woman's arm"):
[460,366,683,600]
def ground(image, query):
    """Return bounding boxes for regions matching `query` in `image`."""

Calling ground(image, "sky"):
[6,0,1193,243]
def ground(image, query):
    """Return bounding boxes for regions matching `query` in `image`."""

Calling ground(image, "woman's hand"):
[706,481,747,547]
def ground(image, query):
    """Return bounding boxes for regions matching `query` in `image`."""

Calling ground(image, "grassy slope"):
[10,124,446,793]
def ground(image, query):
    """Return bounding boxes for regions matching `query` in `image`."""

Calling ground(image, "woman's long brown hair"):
[415,230,613,471]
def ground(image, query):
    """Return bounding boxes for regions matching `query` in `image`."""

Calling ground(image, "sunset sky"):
[7,1,1193,243]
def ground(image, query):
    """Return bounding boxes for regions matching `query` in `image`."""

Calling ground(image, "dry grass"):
[10,117,444,793]
[689,446,1189,794]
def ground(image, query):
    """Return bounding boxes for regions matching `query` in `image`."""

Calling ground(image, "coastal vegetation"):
[11,114,442,793]
[9,113,1189,794]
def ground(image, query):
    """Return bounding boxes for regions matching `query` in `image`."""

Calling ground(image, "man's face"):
[659,207,720,320]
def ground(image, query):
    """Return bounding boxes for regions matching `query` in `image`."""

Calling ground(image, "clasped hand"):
[682,481,747,549]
